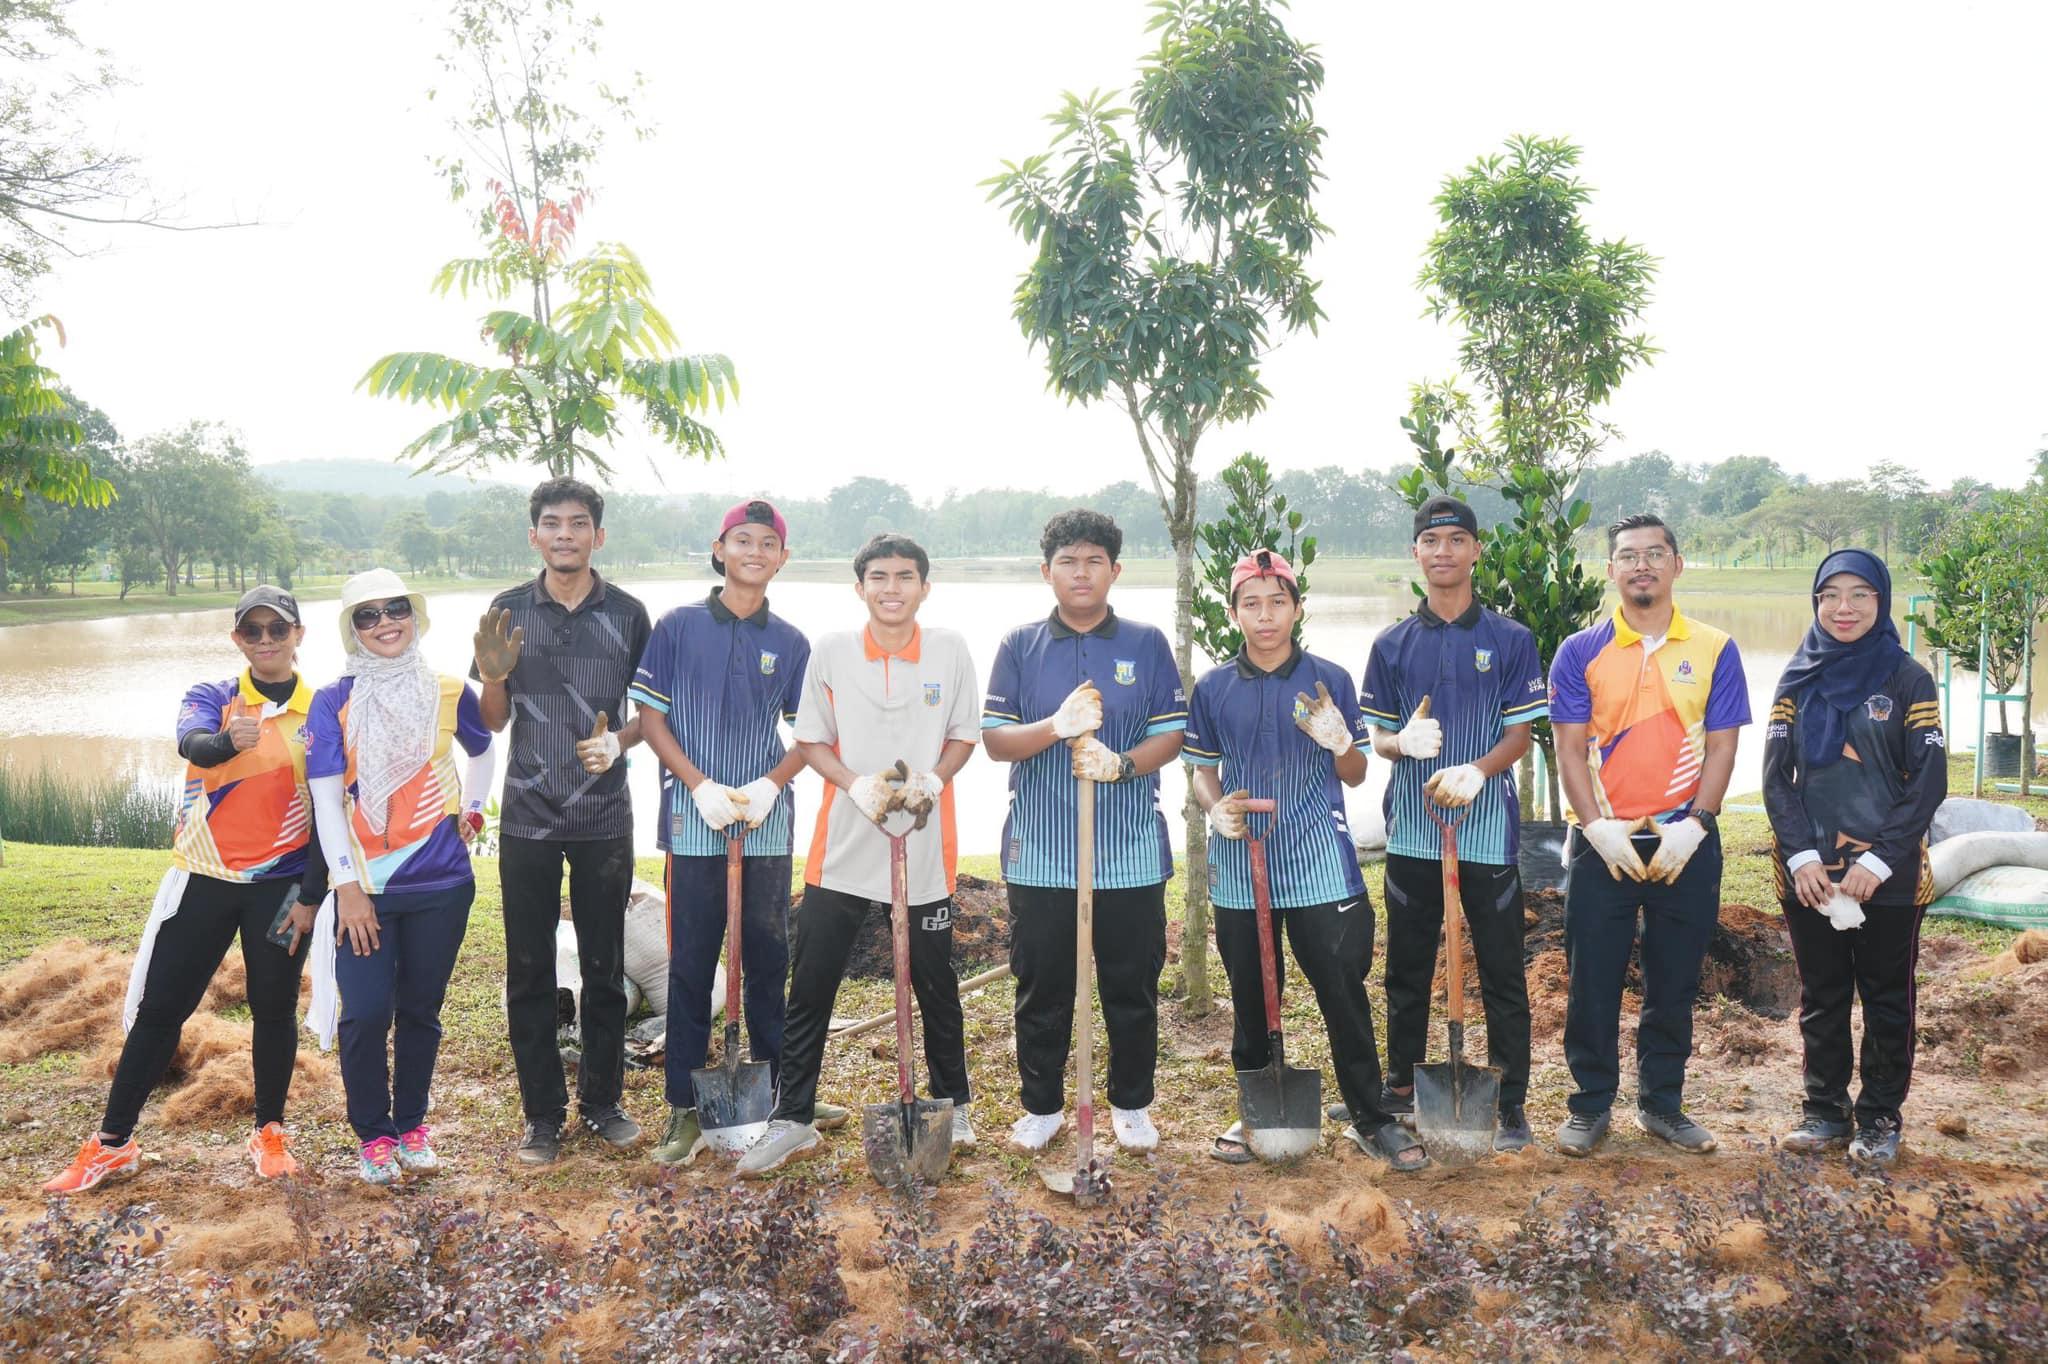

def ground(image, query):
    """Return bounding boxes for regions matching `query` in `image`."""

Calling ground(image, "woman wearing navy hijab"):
[1761,549,1946,1165]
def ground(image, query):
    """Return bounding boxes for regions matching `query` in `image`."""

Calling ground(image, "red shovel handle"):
[724,829,745,1023]
[1239,799,1282,1036]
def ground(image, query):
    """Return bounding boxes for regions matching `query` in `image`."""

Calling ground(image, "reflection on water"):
[3,576,2040,856]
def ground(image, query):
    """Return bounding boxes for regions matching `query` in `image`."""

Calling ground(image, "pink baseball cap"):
[1230,548,1298,598]
[719,499,787,544]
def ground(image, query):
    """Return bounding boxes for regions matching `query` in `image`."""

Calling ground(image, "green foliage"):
[1192,452,1316,662]
[1916,491,2046,733]
[0,316,113,552]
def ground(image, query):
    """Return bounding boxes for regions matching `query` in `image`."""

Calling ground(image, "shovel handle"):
[724,830,745,1028]
[1437,811,1465,1028]
[1074,775,1096,1170]
[889,829,916,1106]
[1240,799,1283,1039]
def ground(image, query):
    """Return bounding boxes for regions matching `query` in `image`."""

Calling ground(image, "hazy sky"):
[36,0,2048,500]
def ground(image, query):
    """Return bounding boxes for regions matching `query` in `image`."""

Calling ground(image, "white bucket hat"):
[337,568,431,655]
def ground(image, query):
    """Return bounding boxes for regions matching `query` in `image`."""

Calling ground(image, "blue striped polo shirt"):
[628,588,811,857]
[982,608,1187,890]
[1360,600,1548,866]
[1184,646,1369,910]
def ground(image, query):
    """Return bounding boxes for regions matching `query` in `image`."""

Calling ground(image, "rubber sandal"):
[1210,1120,1255,1164]
[1347,1121,1429,1172]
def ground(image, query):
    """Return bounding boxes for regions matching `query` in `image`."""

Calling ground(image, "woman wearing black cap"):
[1763,549,1946,1165]
[44,586,327,1193]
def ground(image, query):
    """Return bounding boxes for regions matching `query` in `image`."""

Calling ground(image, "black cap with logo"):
[233,585,301,625]
[1412,495,1479,540]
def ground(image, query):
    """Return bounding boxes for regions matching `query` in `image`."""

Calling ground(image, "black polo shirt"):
[474,570,652,841]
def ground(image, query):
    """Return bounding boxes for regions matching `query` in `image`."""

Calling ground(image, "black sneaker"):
[1849,1117,1902,1166]
[579,1105,642,1149]
[1494,1104,1533,1153]
[1325,1103,1350,1124]
[1637,1108,1718,1154]
[1380,1084,1415,1117]
[1556,1110,1611,1157]
[1780,1115,1853,1153]
[515,1119,562,1166]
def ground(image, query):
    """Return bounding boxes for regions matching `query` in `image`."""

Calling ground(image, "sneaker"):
[579,1105,642,1149]
[359,1136,402,1186]
[246,1122,300,1179]
[1849,1117,1902,1166]
[1494,1105,1532,1154]
[1380,1084,1415,1118]
[651,1106,708,1166]
[395,1125,440,1173]
[1557,1110,1611,1158]
[1325,1103,1351,1124]
[1637,1109,1718,1154]
[813,1101,851,1132]
[1780,1115,1853,1153]
[736,1119,820,1179]
[951,1105,976,1151]
[1111,1106,1159,1151]
[516,1119,563,1166]
[43,1134,140,1194]
[1009,1110,1066,1152]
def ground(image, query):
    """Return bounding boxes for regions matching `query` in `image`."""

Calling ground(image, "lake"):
[0,573,2034,856]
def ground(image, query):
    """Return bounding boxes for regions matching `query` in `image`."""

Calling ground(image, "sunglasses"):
[235,619,296,643]
[351,599,415,631]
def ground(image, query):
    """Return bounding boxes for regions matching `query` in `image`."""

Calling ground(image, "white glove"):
[1206,789,1250,840]
[1069,736,1125,783]
[1052,682,1104,739]
[691,780,743,832]
[897,771,944,824]
[1645,816,1709,884]
[1582,817,1650,882]
[1424,764,1485,808]
[733,776,779,829]
[849,771,899,826]
[1396,697,1441,759]
[1822,889,1867,932]
[1293,681,1353,755]
[575,712,621,774]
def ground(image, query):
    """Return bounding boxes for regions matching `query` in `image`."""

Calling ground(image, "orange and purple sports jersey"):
[1548,604,1750,822]
[171,672,313,881]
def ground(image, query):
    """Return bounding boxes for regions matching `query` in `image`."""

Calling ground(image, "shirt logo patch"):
[759,651,778,676]
[1474,648,1493,673]
[1291,694,1310,723]
[1114,659,1136,686]
[923,682,943,707]
[1674,659,1696,684]
[1865,694,1893,721]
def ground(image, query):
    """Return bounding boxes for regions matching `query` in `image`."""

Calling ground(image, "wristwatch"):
[1115,752,1136,783]
[1691,809,1718,835]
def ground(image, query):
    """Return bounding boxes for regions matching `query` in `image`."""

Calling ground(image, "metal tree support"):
[1904,592,1953,738]
[1973,585,2035,800]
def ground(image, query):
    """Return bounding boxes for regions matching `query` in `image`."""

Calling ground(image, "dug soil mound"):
[829,873,1011,978]
[1917,955,2048,1078]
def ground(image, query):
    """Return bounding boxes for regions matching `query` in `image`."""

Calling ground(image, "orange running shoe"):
[43,1134,140,1194]
[246,1122,300,1179]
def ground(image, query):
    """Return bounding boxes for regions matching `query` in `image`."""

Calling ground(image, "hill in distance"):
[257,458,521,498]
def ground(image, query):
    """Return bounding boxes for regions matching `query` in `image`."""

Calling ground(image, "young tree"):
[985,0,1327,1010]
[1191,452,1316,663]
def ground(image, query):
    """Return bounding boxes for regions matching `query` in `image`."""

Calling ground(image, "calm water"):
[1,577,2034,855]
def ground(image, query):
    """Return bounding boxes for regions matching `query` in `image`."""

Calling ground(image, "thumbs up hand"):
[227,713,264,751]
[576,711,621,773]
[1395,694,1441,759]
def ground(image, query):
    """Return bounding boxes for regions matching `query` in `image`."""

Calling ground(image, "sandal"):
[1210,1120,1255,1165]
[1345,1120,1429,1173]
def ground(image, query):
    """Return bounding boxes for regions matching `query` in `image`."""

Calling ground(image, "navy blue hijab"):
[1776,549,1907,768]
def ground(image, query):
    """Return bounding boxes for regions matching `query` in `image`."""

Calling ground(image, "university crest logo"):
[1674,659,1696,684]
[1114,659,1136,686]
[924,682,943,707]
[1474,648,1493,673]
[758,651,778,676]
[1292,694,1310,723]
[1865,694,1893,721]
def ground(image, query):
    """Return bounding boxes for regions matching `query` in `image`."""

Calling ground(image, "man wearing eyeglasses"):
[1547,513,1750,1158]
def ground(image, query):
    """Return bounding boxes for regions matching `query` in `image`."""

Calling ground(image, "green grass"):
[0,766,177,849]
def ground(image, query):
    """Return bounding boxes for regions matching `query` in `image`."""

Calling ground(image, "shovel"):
[1235,798,1323,1161]
[693,826,776,1156]
[860,776,954,1188]
[1040,774,1103,1206]
[1411,797,1501,1165]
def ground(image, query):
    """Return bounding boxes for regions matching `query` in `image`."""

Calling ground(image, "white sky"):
[35,0,2048,499]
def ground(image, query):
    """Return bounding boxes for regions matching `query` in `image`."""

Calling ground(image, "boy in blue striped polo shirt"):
[629,500,812,1166]
[1186,550,1427,1172]
[1358,495,1547,1153]
[983,509,1187,1154]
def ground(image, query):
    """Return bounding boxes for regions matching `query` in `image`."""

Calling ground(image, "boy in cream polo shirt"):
[737,533,981,1176]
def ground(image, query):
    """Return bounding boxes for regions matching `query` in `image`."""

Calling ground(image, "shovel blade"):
[692,1056,776,1157]
[1238,1062,1323,1163]
[1039,1161,1103,1207]
[861,1098,954,1189]
[1412,1058,1501,1167]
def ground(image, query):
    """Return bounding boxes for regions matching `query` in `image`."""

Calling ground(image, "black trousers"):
[1010,881,1166,1115]
[499,833,635,1124]
[774,883,969,1123]
[1214,897,1393,1133]
[105,874,305,1142]
[1383,853,1531,1108]
[1781,896,1924,1128]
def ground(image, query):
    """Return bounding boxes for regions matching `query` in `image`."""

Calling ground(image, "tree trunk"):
[1169,446,1212,1016]
[163,550,179,597]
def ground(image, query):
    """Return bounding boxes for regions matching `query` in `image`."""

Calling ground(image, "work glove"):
[1207,789,1251,840]
[1424,764,1485,808]
[1052,682,1104,739]
[576,712,620,774]
[1395,696,1441,759]
[473,606,525,684]
[849,770,901,826]
[1645,815,1709,884]
[734,776,779,829]
[897,770,944,828]
[1293,681,1354,755]
[1582,816,1651,881]
[1822,889,1867,932]
[1069,736,1125,783]
[691,780,743,832]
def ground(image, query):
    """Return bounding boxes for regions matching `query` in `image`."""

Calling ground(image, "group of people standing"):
[44,477,1947,1194]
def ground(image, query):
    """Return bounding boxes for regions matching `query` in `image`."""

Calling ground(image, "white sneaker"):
[1009,1110,1065,1152]
[951,1105,976,1151]
[1112,1106,1159,1151]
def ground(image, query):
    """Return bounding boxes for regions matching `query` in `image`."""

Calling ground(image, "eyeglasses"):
[1817,589,1880,609]
[351,599,415,631]
[1612,548,1673,569]
[235,620,295,643]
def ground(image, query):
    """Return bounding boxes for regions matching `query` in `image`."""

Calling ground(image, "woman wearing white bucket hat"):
[304,568,496,1186]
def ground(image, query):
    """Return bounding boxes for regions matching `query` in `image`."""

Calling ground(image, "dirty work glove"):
[1645,816,1709,884]
[1582,816,1650,881]
[1069,736,1126,783]
[473,606,525,684]
[734,777,779,829]
[1207,789,1251,840]
[1423,764,1485,808]
[897,771,944,826]
[1395,696,1441,759]
[1052,682,1104,739]
[691,780,743,832]
[849,771,901,826]
[576,712,621,774]
[1293,681,1354,755]
[1822,889,1867,932]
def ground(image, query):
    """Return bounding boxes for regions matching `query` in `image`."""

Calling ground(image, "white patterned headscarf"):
[344,643,439,836]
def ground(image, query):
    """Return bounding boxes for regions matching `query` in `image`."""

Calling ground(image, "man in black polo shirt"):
[472,477,654,1164]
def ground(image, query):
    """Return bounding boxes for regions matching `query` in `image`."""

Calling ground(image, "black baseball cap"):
[233,585,300,625]
[1413,496,1479,540]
